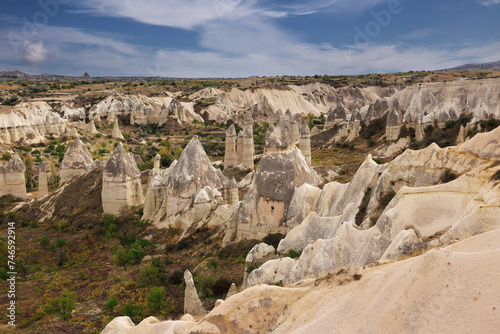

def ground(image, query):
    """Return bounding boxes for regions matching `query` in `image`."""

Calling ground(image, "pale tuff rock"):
[247,257,296,287]
[90,93,203,126]
[380,229,420,261]
[365,98,390,121]
[101,316,135,333]
[284,109,293,122]
[101,315,196,334]
[112,117,125,140]
[37,162,49,199]
[457,124,467,145]
[415,122,425,141]
[242,243,277,288]
[225,121,317,243]
[222,177,239,205]
[239,127,255,170]
[66,126,79,138]
[142,137,232,229]
[299,123,311,165]
[277,212,342,254]
[392,79,500,124]
[184,270,206,317]
[226,283,238,299]
[291,122,300,144]
[102,143,144,215]
[60,139,93,184]
[385,103,403,141]
[153,154,161,172]
[265,120,295,153]
[224,124,237,168]
[0,153,27,198]
[0,102,68,144]
[310,126,320,136]
[88,119,98,134]
[283,183,321,230]
[325,105,347,128]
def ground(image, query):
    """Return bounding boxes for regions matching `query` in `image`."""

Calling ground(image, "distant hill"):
[443,60,500,71]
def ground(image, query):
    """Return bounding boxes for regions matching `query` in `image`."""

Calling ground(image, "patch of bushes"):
[287,249,302,259]
[44,289,76,320]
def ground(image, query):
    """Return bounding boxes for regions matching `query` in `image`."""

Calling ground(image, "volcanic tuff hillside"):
[0,74,499,334]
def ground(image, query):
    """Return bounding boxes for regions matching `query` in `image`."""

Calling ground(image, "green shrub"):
[140,265,159,286]
[147,287,171,313]
[95,133,103,138]
[40,236,50,247]
[287,249,302,259]
[1,152,12,160]
[105,296,119,311]
[44,289,76,320]
[194,274,217,298]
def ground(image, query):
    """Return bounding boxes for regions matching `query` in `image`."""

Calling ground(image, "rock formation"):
[224,120,317,243]
[0,102,68,145]
[385,103,403,141]
[0,153,27,198]
[37,162,49,199]
[112,117,125,140]
[89,94,203,126]
[299,123,311,165]
[224,124,237,168]
[325,105,347,129]
[102,143,144,215]
[88,119,98,135]
[142,136,233,230]
[183,270,206,317]
[60,139,93,184]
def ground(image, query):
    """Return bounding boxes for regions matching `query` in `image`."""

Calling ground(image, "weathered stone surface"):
[247,257,296,287]
[277,212,342,254]
[37,162,49,199]
[265,120,295,153]
[380,229,420,261]
[283,183,321,230]
[60,139,93,183]
[0,153,27,198]
[299,123,311,165]
[225,145,316,243]
[112,117,125,140]
[226,283,238,299]
[184,270,206,317]
[385,104,403,141]
[101,316,135,334]
[102,143,144,215]
[143,137,231,230]
[224,124,237,169]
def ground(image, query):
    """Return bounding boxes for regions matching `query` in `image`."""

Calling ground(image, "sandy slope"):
[189,229,500,334]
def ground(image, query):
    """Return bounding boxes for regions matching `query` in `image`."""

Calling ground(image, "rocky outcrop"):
[37,162,49,199]
[102,143,144,215]
[60,139,94,184]
[0,102,68,145]
[299,123,311,165]
[89,94,203,126]
[0,153,26,198]
[325,105,347,128]
[184,270,206,317]
[385,102,403,141]
[143,137,232,230]
[391,78,500,124]
[111,117,125,140]
[224,124,237,168]
[224,121,317,243]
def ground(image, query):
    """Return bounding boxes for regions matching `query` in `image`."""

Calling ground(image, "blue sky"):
[0,0,499,77]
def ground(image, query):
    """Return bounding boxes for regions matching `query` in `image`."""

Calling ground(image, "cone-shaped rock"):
[0,153,27,198]
[60,139,93,183]
[102,142,144,215]
[37,162,49,199]
[112,117,125,140]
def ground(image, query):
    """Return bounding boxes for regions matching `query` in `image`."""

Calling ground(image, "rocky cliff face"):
[143,136,231,230]
[89,94,203,125]
[60,139,94,184]
[102,143,144,215]
[0,152,26,198]
[0,102,68,145]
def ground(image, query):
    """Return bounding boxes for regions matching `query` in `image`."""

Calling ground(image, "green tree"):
[24,153,34,191]
[112,246,133,270]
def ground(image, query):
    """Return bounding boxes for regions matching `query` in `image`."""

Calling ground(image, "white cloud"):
[398,28,436,41]
[477,0,500,6]
[21,41,51,64]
